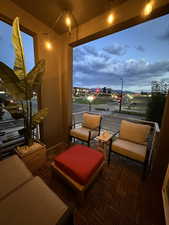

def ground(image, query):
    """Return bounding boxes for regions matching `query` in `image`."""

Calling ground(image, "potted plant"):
[0,17,48,153]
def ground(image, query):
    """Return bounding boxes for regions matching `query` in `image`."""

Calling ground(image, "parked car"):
[130,102,137,106]
[0,93,23,119]
[4,101,23,119]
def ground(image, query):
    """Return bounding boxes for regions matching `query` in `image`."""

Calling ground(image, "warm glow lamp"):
[65,16,71,26]
[45,10,77,34]
[87,95,95,102]
[65,14,72,32]
[87,95,95,112]
[45,41,52,50]
[143,1,153,16]
[107,13,114,24]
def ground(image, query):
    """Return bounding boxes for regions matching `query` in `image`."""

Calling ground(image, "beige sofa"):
[0,155,74,225]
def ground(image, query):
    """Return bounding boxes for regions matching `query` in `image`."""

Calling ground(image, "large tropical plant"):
[0,17,48,146]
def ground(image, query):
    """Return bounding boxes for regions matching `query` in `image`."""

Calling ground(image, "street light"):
[119,78,123,113]
[87,95,95,112]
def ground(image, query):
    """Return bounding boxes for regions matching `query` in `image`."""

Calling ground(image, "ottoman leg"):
[78,191,84,205]
[50,167,55,186]
[58,207,75,225]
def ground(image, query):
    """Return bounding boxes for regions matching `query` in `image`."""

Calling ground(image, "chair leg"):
[108,150,111,166]
[50,167,55,187]
[69,136,72,144]
[77,191,84,206]
[142,160,148,181]
[108,139,112,166]
[88,131,91,147]
[71,137,75,143]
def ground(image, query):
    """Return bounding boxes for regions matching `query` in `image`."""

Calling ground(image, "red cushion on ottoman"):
[54,144,104,185]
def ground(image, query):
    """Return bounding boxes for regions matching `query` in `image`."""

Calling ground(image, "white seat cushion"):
[0,155,32,200]
[112,138,147,162]
[70,127,99,141]
[119,120,151,145]
[82,113,101,129]
[0,176,68,225]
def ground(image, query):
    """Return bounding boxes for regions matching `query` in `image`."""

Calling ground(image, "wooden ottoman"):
[51,144,104,201]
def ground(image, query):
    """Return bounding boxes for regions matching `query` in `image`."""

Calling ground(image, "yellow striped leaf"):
[12,17,26,80]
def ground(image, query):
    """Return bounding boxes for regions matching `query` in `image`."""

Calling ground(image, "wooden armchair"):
[108,119,159,179]
[70,112,102,146]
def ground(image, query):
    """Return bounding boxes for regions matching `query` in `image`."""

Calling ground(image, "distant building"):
[102,87,112,94]
[73,87,90,96]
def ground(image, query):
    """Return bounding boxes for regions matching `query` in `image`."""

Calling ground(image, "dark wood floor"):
[35,145,165,225]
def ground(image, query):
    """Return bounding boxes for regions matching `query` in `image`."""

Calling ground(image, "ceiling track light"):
[51,10,78,34]
[42,10,79,50]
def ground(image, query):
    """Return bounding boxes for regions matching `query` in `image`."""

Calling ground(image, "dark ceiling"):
[11,0,128,34]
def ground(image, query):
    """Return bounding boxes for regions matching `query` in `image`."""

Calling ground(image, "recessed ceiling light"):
[107,13,114,24]
[65,16,71,27]
[143,1,153,16]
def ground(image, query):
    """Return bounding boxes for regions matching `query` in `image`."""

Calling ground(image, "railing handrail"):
[72,111,87,116]
[0,118,23,124]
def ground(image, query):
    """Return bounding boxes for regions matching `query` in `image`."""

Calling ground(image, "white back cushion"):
[119,120,151,145]
[83,113,101,129]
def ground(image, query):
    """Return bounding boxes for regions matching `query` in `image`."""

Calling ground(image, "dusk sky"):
[73,14,169,92]
[0,20,35,73]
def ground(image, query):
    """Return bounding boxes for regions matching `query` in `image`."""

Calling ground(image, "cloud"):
[73,45,169,91]
[135,45,145,52]
[73,45,102,63]
[83,46,99,57]
[73,48,85,62]
[103,44,128,56]
[157,24,169,41]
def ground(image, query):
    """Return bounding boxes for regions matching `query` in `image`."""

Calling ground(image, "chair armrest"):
[89,127,99,132]
[112,131,120,142]
[88,128,98,139]
[71,122,82,129]
[145,135,153,165]
[113,131,120,136]
[88,127,101,142]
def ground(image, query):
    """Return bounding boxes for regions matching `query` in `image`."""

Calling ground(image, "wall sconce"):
[42,32,53,50]
[45,41,52,50]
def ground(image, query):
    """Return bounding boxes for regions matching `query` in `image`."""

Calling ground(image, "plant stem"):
[21,101,26,130]
[29,100,33,145]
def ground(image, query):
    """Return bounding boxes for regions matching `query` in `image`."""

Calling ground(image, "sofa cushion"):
[119,120,151,145]
[112,138,147,162]
[82,113,101,129]
[70,127,99,141]
[0,155,32,200]
[54,144,104,185]
[0,176,68,225]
